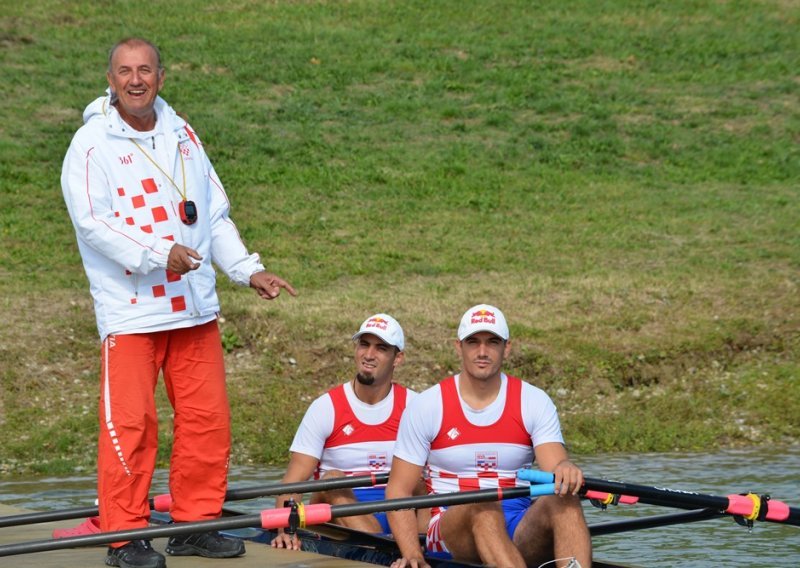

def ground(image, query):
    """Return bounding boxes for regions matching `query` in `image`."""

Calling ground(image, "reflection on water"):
[1,447,798,567]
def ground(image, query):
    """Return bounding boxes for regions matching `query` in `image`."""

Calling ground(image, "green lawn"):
[1,0,798,474]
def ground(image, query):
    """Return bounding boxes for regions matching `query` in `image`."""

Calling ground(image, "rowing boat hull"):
[248,523,636,568]
[0,504,635,568]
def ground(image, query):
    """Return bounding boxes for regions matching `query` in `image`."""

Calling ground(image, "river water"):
[1,446,798,567]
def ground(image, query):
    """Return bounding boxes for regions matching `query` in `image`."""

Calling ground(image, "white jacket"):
[62,93,265,340]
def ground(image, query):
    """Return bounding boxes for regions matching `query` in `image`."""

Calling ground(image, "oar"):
[0,481,556,557]
[0,472,388,529]
[518,469,800,527]
[589,508,724,536]
[224,472,388,502]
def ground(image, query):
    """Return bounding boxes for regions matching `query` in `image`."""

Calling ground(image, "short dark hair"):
[108,37,163,72]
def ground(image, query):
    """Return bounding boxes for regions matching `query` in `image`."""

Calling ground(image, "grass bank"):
[1,0,798,475]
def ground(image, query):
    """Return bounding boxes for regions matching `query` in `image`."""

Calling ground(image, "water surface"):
[1,446,798,567]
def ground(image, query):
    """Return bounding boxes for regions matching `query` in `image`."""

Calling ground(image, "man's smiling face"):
[107,41,164,131]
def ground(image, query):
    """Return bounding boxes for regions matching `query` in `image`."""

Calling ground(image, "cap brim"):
[352,331,402,350]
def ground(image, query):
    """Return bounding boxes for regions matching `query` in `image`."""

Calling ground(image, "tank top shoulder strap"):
[435,375,462,436]
[390,383,408,417]
[327,383,350,411]
[501,375,523,422]
[326,383,355,428]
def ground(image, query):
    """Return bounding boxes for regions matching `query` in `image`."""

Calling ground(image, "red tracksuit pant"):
[97,320,231,534]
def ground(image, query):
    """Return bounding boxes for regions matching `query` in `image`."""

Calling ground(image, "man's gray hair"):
[108,37,163,72]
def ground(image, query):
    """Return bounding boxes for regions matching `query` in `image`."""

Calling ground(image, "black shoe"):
[105,540,166,568]
[165,530,245,558]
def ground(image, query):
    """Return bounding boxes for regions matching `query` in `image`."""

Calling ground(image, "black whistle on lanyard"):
[179,200,197,225]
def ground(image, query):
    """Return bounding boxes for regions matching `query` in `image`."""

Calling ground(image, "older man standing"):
[61,37,295,568]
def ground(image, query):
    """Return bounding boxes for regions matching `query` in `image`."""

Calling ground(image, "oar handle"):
[517,469,554,484]
[516,469,640,505]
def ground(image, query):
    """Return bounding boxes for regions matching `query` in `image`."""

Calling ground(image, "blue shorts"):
[503,496,533,539]
[353,486,390,534]
[425,496,533,560]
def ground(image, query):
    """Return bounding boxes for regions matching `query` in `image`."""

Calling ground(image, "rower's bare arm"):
[533,442,585,496]
[271,452,319,550]
[413,477,432,533]
[387,457,430,567]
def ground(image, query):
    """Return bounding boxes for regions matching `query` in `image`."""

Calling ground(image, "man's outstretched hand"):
[250,271,297,300]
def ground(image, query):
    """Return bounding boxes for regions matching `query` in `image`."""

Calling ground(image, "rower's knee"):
[542,495,588,537]
[318,469,346,480]
[468,503,507,536]
[539,494,583,514]
[519,495,584,534]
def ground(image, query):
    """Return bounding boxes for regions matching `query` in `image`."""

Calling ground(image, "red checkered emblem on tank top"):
[368,453,387,470]
[475,452,498,471]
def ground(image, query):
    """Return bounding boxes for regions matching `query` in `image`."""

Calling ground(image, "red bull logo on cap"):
[365,317,389,330]
[459,304,508,341]
[470,309,496,325]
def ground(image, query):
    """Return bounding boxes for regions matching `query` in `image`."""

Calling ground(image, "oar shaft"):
[0,506,99,529]
[226,472,389,502]
[333,485,537,518]
[0,472,389,529]
[589,508,724,536]
[0,496,166,529]
[584,478,800,525]
[0,514,262,557]
[260,484,553,529]
[519,469,800,526]
[585,478,729,510]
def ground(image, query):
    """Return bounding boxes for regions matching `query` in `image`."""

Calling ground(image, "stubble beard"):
[467,358,500,382]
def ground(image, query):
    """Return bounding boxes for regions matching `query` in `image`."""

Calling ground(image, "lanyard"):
[129,138,187,202]
[103,96,187,201]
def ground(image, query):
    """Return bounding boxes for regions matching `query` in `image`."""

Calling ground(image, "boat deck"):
[0,504,376,568]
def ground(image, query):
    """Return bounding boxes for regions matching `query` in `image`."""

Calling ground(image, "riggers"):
[98,320,230,536]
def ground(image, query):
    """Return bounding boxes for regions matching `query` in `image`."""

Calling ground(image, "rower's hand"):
[390,557,431,568]
[167,243,202,274]
[270,530,301,550]
[552,459,584,496]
